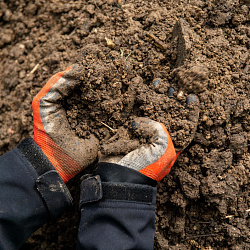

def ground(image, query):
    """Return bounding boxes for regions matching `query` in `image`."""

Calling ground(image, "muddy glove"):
[123,118,179,181]
[99,118,178,181]
[32,65,99,183]
[99,94,199,182]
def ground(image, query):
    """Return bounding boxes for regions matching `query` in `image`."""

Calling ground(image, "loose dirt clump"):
[1,0,250,249]
[65,44,195,152]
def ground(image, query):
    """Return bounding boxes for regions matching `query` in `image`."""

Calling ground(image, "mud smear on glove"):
[65,44,196,152]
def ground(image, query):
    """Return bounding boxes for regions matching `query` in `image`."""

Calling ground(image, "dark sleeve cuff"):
[77,164,157,249]
[80,176,157,207]
[17,138,73,219]
[80,163,157,207]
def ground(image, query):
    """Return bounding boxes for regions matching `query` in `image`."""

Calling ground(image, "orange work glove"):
[32,64,99,183]
[99,94,199,182]
[112,118,179,181]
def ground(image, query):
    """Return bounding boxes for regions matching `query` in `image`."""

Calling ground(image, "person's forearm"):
[77,163,157,250]
[0,138,72,249]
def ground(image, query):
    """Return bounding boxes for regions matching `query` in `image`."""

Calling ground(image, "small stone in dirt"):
[172,18,193,67]
[178,171,200,200]
[0,28,14,48]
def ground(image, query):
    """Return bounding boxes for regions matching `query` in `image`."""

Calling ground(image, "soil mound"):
[0,0,249,249]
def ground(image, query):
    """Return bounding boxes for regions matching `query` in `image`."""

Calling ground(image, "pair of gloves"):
[32,64,198,184]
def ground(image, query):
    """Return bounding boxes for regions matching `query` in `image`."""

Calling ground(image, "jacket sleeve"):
[77,163,157,250]
[0,138,72,249]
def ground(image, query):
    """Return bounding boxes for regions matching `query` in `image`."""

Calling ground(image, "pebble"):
[177,91,184,100]
[167,87,175,97]
[19,70,26,79]
[152,78,161,89]
[3,9,12,21]
[202,115,208,122]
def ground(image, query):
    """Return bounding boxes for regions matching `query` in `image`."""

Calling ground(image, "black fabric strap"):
[79,175,155,206]
[95,162,157,187]
[80,176,103,205]
[17,138,54,176]
[102,182,154,203]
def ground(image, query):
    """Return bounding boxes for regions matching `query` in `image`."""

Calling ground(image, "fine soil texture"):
[1,0,250,249]
[66,44,198,153]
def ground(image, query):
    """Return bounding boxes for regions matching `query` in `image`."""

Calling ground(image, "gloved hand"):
[32,64,99,183]
[100,118,178,181]
[99,94,199,182]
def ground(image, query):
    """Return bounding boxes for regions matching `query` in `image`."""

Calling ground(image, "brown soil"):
[66,44,196,152]
[1,0,250,249]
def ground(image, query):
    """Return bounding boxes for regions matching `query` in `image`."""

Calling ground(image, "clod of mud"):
[172,63,208,93]
[65,44,197,151]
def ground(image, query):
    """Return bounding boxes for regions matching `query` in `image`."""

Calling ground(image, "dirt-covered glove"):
[32,65,99,183]
[99,117,178,182]
[99,94,199,182]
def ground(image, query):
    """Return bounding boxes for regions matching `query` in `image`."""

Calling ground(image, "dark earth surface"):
[0,0,250,249]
